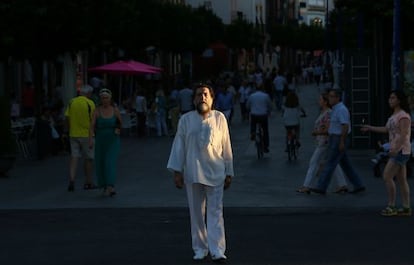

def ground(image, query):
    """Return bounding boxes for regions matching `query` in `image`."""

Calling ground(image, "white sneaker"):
[193,250,208,260]
[371,158,378,164]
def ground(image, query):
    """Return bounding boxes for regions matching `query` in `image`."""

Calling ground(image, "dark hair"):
[390,90,410,114]
[321,92,331,108]
[328,89,342,100]
[285,91,299,108]
[193,83,215,99]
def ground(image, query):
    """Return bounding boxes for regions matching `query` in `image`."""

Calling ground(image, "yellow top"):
[65,96,96,137]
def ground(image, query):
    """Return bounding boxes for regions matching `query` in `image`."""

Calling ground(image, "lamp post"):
[392,0,401,90]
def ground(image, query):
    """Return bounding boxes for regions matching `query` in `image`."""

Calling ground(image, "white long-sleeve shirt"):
[167,110,234,186]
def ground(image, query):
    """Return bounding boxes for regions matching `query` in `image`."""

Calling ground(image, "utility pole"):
[392,0,401,90]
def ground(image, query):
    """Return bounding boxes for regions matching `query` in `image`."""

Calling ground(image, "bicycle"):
[286,128,298,161]
[255,124,264,159]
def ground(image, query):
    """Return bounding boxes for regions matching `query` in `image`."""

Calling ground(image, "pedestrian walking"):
[167,84,234,263]
[297,92,348,194]
[89,88,121,197]
[64,84,96,191]
[237,79,251,121]
[135,89,147,137]
[178,82,194,114]
[215,83,234,125]
[361,90,411,216]
[155,89,169,137]
[272,72,287,111]
[310,89,366,194]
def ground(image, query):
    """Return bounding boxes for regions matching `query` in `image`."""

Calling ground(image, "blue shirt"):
[328,102,351,135]
[273,75,286,91]
[246,91,273,115]
[215,92,233,111]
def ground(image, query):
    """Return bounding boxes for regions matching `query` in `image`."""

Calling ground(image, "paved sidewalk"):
[1,83,411,210]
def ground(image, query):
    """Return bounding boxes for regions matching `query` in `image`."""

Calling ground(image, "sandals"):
[397,207,412,216]
[296,187,310,194]
[103,186,117,197]
[380,206,412,216]
[84,183,97,190]
[381,206,397,216]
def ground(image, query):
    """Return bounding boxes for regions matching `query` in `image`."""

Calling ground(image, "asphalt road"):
[1,207,413,265]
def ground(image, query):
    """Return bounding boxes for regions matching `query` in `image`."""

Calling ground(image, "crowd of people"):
[8,63,413,262]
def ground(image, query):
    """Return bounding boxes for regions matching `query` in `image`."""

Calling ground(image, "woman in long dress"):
[89,88,122,196]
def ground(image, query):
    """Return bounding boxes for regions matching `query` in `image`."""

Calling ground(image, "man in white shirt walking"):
[167,84,234,263]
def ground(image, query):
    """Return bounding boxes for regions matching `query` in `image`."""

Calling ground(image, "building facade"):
[184,0,335,27]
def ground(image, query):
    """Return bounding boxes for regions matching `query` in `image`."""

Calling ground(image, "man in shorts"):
[64,84,96,191]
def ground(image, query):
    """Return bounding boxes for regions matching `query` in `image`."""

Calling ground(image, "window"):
[204,1,212,10]
[311,17,323,26]
[308,0,325,7]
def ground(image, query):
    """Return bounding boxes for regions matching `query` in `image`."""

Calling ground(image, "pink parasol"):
[88,60,162,75]
[88,60,162,103]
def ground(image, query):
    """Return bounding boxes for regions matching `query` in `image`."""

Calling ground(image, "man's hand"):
[174,172,184,189]
[339,140,345,152]
[224,175,232,190]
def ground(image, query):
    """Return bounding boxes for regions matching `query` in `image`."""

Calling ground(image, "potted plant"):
[0,95,17,177]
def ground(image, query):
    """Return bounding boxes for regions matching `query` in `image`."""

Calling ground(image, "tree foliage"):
[224,19,261,49]
[0,0,333,61]
[268,23,324,51]
[331,0,414,50]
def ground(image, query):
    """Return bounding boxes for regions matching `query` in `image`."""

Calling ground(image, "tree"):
[224,19,261,49]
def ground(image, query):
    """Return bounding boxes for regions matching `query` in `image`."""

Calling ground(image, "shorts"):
[389,152,410,166]
[70,137,94,159]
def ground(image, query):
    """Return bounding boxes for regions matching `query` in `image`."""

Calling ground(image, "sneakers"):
[371,158,378,164]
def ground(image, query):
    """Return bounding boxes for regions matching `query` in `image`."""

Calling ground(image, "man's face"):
[194,87,213,114]
[328,91,340,106]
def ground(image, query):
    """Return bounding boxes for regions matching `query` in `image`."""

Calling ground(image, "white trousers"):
[303,145,347,188]
[186,183,226,258]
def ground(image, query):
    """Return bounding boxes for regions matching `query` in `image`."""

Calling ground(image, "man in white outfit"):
[167,84,234,263]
